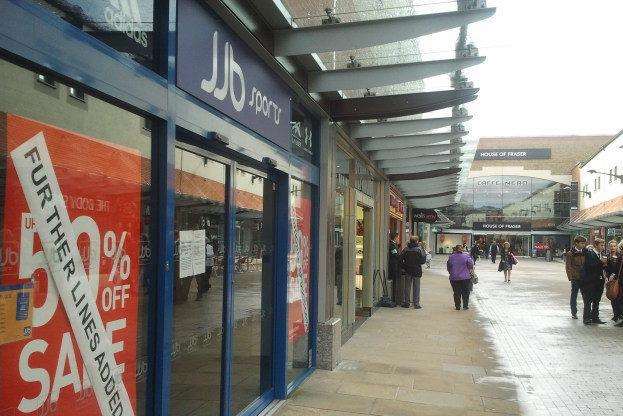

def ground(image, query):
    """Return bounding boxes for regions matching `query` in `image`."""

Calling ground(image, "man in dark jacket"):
[470,240,482,263]
[388,232,402,304]
[565,235,586,319]
[400,236,426,309]
[580,238,606,325]
[490,242,499,263]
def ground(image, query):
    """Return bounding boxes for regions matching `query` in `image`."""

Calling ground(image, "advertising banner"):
[0,114,141,416]
[177,0,292,150]
[288,183,311,342]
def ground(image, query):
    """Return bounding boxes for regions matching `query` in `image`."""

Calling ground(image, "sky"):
[417,0,623,139]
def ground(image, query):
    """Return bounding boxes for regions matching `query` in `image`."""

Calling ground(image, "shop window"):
[287,178,313,383]
[0,58,154,415]
[36,0,157,69]
[334,146,350,325]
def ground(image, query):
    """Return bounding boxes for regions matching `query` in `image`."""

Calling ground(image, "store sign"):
[474,148,551,160]
[389,192,405,220]
[1,114,141,416]
[177,0,292,150]
[475,178,530,188]
[413,209,438,224]
[473,222,532,231]
[291,108,315,162]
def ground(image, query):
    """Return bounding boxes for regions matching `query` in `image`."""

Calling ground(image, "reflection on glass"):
[39,0,156,68]
[334,147,350,328]
[170,148,226,416]
[232,169,274,415]
[0,59,152,415]
[355,205,366,312]
[287,179,312,382]
[446,175,571,231]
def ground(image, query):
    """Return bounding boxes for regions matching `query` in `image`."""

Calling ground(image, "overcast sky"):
[418,0,623,139]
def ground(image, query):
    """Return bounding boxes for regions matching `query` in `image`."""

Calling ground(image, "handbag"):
[470,269,478,285]
[606,258,623,301]
[606,278,620,301]
[509,253,518,265]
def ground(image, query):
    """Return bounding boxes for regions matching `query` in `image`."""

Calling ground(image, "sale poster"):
[0,113,142,416]
[287,182,311,342]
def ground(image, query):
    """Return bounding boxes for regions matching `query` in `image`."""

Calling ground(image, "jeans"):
[391,274,402,304]
[491,254,497,263]
[450,279,471,309]
[403,275,421,307]
[570,280,580,316]
[580,281,604,322]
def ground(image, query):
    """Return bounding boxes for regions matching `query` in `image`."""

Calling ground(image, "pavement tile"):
[274,258,622,416]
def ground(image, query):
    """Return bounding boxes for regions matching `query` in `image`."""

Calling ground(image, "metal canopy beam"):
[308,56,485,93]
[370,142,464,160]
[388,168,461,182]
[409,196,457,208]
[395,178,459,190]
[383,162,460,175]
[330,89,478,121]
[405,190,458,199]
[362,132,467,151]
[351,115,472,139]
[379,154,460,168]
[274,8,496,56]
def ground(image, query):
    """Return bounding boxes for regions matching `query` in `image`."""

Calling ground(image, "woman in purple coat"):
[447,244,475,310]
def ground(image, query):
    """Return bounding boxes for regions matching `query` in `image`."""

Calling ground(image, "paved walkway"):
[274,256,623,416]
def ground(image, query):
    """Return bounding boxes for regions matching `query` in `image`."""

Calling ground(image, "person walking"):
[388,232,402,305]
[604,239,622,323]
[400,236,426,309]
[580,238,606,325]
[421,241,432,269]
[470,240,481,263]
[498,242,515,283]
[447,244,475,310]
[490,241,499,263]
[565,235,587,319]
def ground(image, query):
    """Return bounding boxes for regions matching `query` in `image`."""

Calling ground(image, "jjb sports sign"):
[176,0,292,150]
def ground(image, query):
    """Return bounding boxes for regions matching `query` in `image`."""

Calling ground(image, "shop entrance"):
[170,143,276,416]
[354,204,373,321]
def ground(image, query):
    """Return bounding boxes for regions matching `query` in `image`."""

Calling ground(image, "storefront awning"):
[329,89,478,121]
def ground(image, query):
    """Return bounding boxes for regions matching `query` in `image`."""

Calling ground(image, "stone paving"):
[274,256,623,416]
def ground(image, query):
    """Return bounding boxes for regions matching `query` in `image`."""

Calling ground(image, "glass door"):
[232,168,275,415]
[169,144,276,416]
[170,147,227,416]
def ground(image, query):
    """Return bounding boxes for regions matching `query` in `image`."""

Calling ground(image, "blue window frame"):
[0,1,320,415]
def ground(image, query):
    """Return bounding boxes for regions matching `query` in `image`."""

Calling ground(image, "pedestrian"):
[196,237,215,301]
[420,241,432,269]
[490,241,499,263]
[604,239,622,323]
[564,235,586,319]
[470,241,481,263]
[580,238,606,325]
[498,242,516,283]
[447,244,475,310]
[388,232,402,304]
[400,235,427,309]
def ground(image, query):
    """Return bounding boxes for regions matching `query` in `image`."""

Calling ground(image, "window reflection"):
[170,148,226,416]
[232,169,275,415]
[446,176,571,230]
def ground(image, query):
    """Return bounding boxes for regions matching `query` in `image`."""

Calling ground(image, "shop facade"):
[330,132,388,343]
[0,1,323,416]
